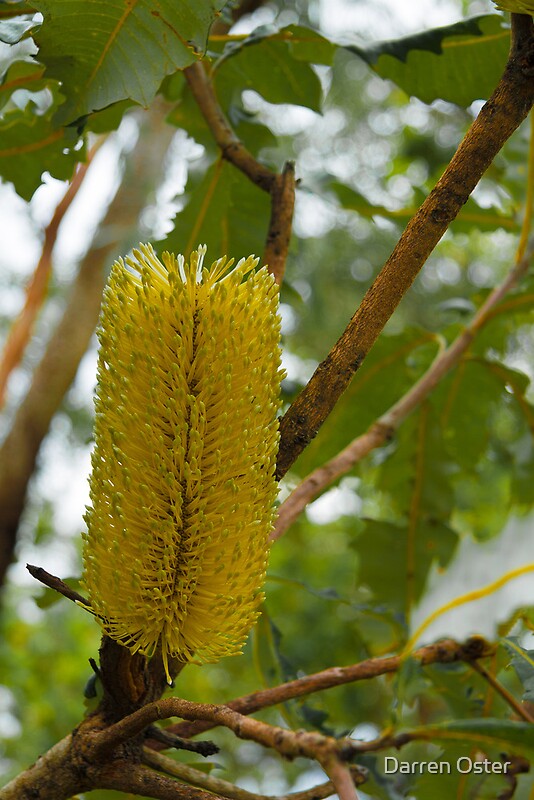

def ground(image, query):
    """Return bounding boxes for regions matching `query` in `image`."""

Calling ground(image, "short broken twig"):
[26,564,90,607]
[145,725,219,756]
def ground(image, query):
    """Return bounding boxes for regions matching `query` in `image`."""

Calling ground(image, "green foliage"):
[212,25,334,113]
[32,0,227,124]
[347,15,510,107]
[0,100,84,200]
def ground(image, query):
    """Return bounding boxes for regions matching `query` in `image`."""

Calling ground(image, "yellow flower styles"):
[82,244,282,681]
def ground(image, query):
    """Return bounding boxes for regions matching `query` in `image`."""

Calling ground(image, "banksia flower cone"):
[82,244,282,680]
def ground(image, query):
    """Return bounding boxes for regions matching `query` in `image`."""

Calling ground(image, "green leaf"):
[0,2,40,18]
[401,717,534,755]
[438,358,504,470]
[84,99,136,133]
[293,328,439,475]
[411,745,516,799]
[393,656,426,720]
[346,15,510,107]
[159,158,271,260]
[32,0,227,124]
[494,0,534,13]
[426,661,487,720]
[0,60,48,112]
[440,356,533,462]
[215,24,335,68]
[0,106,83,199]
[252,609,287,688]
[503,637,534,702]
[356,517,458,614]
[214,27,326,113]
[377,403,456,521]
[283,24,336,65]
[33,500,55,545]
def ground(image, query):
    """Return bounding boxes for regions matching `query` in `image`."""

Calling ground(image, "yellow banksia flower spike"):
[82,244,282,682]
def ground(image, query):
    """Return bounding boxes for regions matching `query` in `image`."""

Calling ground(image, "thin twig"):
[272,240,534,540]
[319,755,360,800]
[145,725,219,756]
[264,161,296,285]
[143,748,367,800]
[0,139,103,408]
[183,62,295,285]
[470,660,534,724]
[154,637,494,743]
[26,563,90,606]
[184,62,275,192]
[275,15,534,479]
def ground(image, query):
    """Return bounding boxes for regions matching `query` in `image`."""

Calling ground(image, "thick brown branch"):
[272,240,534,538]
[0,140,102,409]
[156,637,494,742]
[0,734,83,800]
[275,15,534,479]
[91,697,345,763]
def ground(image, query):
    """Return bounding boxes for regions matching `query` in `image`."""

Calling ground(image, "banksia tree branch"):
[275,13,534,479]
[92,762,223,800]
[272,239,534,538]
[319,757,360,800]
[183,62,295,284]
[90,695,353,767]
[0,638,493,799]
[264,161,296,285]
[184,62,275,192]
[157,637,495,742]
[469,660,534,723]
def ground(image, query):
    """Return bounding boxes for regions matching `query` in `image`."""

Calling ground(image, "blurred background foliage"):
[1,0,534,798]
